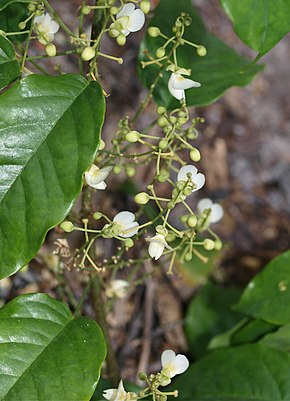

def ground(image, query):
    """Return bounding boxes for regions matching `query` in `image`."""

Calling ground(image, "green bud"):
[37,3,44,10]
[156,47,165,58]
[27,3,36,12]
[124,238,134,248]
[197,45,207,57]
[81,6,91,14]
[187,215,197,228]
[110,6,119,15]
[166,233,176,242]
[159,139,168,150]
[215,240,223,250]
[81,46,96,61]
[156,225,168,236]
[190,148,201,162]
[138,372,147,381]
[169,116,177,124]
[60,221,74,232]
[184,17,192,26]
[167,201,175,209]
[157,169,169,182]
[18,21,26,30]
[184,253,192,262]
[125,130,140,142]
[116,33,126,46]
[113,165,122,174]
[93,212,102,220]
[175,19,182,28]
[140,0,150,14]
[157,116,168,127]
[99,139,105,150]
[45,43,56,57]
[35,9,43,16]
[203,238,215,251]
[135,192,150,204]
[180,214,189,223]
[157,106,166,115]
[148,26,160,37]
[187,129,197,139]
[125,165,135,177]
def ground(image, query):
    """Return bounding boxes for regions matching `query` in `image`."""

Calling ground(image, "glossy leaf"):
[138,0,263,108]
[221,0,290,55]
[231,318,277,345]
[0,293,106,401]
[234,250,290,324]
[0,74,105,279]
[0,35,20,89]
[185,282,242,358]
[0,1,28,42]
[261,324,290,352]
[171,344,290,401]
[208,318,248,350]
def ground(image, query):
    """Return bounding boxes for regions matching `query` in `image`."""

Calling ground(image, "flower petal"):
[96,165,113,182]
[93,180,107,190]
[171,354,189,375]
[192,173,205,191]
[197,198,213,214]
[120,221,139,238]
[48,20,60,34]
[128,9,145,32]
[117,2,135,18]
[177,165,198,182]
[211,203,224,223]
[103,389,118,401]
[161,349,176,367]
[172,75,201,90]
[168,73,184,100]
[113,211,136,225]
[148,241,164,260]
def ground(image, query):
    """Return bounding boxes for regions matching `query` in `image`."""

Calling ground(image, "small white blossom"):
[197,198,224,223]
[34,13,60,45]
[106,279,129,299]
[113,3,145,36]
[113,211,139,238]
[147,233,171,260]
[168,71,201,101]
[103,380,129,401]
[177,165,205,192]
[84,164,112,190]
[160,349,189,385]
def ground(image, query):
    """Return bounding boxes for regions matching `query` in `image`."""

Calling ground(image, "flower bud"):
[187,215,197,228]
[125,130,140,142]
[138,372,147,381]
[60,221,74,232]
[190,148,201,162]
[18,21,26,30]
[110,6,119,15]
[93,212,102,220]
[113,165,122,174]
[81,6,91,14]
[157,106,166,115]
[197,45,207,57]
[124,238,134,248]
[166,233,176,242]
[215,240,223,250]
[27,3,36,12]
[156,47,165,58]
[159,139,168,150]
[45,43,56,57]
[203,238,215,250]
[125,165,135,177]
[156,225,168,236]
[35,9,44,16]
[157,116,168,127]
[184,253,192,261]
[148,26,160,37]
[116,34,126,46]
[140,0,150,14]
[157,169,169,182]
[135,192,150,204]
[81,46,96,61]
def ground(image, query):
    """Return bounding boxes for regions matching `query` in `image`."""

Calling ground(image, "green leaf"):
[261,323,290,352]
[0,293,106,401]
[234,250,290,325]
[0,0,30,12]
[208,318,248,350]
[138,0,263,108]
[185,282,243,358]
[0,35,20,89]
[0,1,29,42]
[171,344,290,401]
[231,318,277,345]
[0,74,105,279]
[220,0,290,55]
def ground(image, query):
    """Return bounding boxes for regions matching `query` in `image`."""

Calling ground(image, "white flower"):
[113,211,139,238]
[34,13,60,45]
[115,3,145,36]
[106,279,129,299]
[177,165,205,192]
[147,233,171,260]
[103,380,128,401]
[197,198,224,223]
[160,349,189,385]
[84,164,112,190]
[168,72,201,101]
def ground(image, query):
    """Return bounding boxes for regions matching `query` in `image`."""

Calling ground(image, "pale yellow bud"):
[197,45,207,57]
[148,26,160,37]
[116,34,126,46]
[203,238,215,250]
[125,130,140,143]
[135,192,150,204]
[45,43,56,57]
[60,221,74,232]
[190,148,201,162]
[81,46,96,61]
[140,0,150,14]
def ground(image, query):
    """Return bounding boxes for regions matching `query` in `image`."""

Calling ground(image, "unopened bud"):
[27,3,36,12]
[60,221,74,232]
[184,253,192,261]
[125,165,135,177]
[215,240,223,250]
[113,165,122,174]
[140,0,150,14]
[116,34,126,46]
[203,238,215,250]
[187,215,197,228]
[110,6,119,15]
[124,238,134,248]
[125,130,140,142]
[156,47,165,58]
[81,46,96,61]
[148,26,160,37]
[81,6,91,14]
[157,116,168,127]
[18,21,26,30]
[135,192,150,204]
[197,45,207,57]
[159,139,168,150]
[157,106,166,115]
[138,372,147,381]
[190,148,201,162]
[93,212,102,220]
[45,43,56,57]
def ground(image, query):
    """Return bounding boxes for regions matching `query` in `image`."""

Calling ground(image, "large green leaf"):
[234,250,290,325]
[231,318,277,345]
[185,282,242,358]
[0,1,28,42]
[0,35,20,89]
[221,0,290,55]
[138,0,263,108]
[261,323,290,352]
[0,74,105,279]
[171,344,290,401]
[0,293,106,401]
